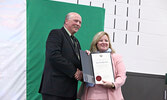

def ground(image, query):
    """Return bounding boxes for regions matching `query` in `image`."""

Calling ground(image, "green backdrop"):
[27,0,105,99]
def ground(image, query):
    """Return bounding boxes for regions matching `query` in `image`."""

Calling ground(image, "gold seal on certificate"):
[80,50,115,84]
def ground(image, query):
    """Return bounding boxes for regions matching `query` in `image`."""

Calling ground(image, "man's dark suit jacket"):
[39,27,82,98]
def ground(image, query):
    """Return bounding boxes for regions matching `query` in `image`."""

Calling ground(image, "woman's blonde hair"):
[90,31,115,53]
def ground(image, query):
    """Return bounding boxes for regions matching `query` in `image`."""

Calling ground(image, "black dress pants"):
[42,93,76,100]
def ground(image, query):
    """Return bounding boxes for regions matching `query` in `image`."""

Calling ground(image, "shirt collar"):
[64,26,72,37]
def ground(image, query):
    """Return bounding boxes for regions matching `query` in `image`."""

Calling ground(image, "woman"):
[81,31,126,100]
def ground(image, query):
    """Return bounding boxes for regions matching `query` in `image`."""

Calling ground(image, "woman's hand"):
[85,50,91,55]
[101,80,115,89]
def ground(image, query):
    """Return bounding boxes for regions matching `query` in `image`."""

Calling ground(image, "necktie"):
[71,35,80,60]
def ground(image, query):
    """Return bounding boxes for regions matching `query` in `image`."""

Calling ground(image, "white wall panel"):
[128,6,139,18]
[52,0,77,4]
[140,7,167,22]
[129,0,140,6]
[142,0,167,9]
[79,0,91,6]
[104,0,115,2]
[128,19,138,32]
[103,1,114,15]
[116,3,127,17]
[116,0,127,4]
[126,32,139,46]
[115,17,126,30]
[140,20,167,35]
[90,0,103,7]
[113,30,126,44]
[104,14,114,29]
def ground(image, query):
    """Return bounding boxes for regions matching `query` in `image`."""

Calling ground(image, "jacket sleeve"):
[112,54,126,89]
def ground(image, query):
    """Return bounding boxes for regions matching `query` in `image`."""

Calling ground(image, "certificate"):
[80,50,115,84]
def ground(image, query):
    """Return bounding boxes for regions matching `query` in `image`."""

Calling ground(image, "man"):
[39,12,83,100]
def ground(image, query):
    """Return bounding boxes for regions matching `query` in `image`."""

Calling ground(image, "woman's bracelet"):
[110,83,115,89]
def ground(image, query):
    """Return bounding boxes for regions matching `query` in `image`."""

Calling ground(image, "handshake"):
[74,68,83,81]
[74,50,90,81]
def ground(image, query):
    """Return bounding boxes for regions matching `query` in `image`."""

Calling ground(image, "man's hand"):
[74,68,83,81]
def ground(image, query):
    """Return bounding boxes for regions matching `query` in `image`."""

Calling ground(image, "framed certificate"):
[80,50,115,84]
